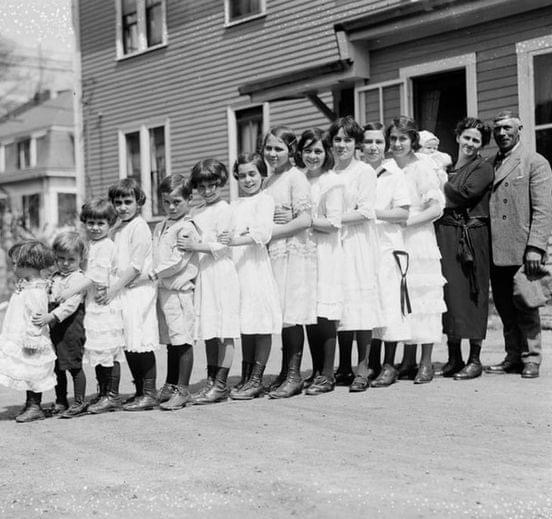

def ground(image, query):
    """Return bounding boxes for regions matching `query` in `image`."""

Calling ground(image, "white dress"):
[193,200,241,340]
[231,191,282,335]
[308,170,344,321]
[263,166,317,326]
[401,156,447,343]
[83,238,126,366]
[0,279,56,392]
[112,216,160,352]
[372,160,412,342]
[337,159,385,331]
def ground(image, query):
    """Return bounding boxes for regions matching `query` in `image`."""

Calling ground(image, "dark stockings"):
[336,331,354,374]
[166,344,194,386]
[282,325,304,368]
[306,318,337,378]
[55,365,86,404]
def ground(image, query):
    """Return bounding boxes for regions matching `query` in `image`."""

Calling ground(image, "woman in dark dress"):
[435,117,493,380]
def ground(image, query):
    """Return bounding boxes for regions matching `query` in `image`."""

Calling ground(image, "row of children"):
[0,115,449,422]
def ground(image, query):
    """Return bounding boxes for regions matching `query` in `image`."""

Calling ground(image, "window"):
[22,194,40,230]
[116,0,167,58]
[224,0,266,26]
[57,193,77,227]
[356,80,405,127]
[17,138,31,169]
[119,121,170,219]
[236,106,263,155]
[534,52,552,164]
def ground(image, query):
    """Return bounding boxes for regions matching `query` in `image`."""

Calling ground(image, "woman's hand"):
[273,205,293,225]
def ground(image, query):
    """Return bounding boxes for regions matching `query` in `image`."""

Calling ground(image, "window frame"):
[517,35,552,154]
[224,0,266,27]
[118,118,171,220]
[115,0,168,60]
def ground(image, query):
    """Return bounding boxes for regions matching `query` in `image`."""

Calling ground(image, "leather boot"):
[230,361,254,395]
[160,385,192,410]
[158,383,176,403]
[231,363,265,400]
[16,391,32,419]
[266,348,288,391]
[89,366,122,414]
[191,365,217,403]
[16,392,45,423]
[269,352,304,399]
[193,367,230,405]
[123,378,158,411]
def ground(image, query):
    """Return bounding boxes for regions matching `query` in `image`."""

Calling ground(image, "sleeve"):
[128,219,152,273]
[154,223,194,279]
[527,155,552,253]
[444,161,493,208]
[51,273,85,322]
[290,170,312,216]
[23,289,51,350]
[247,195,275,245]
[324,184,344,228]
[356,164,377,220]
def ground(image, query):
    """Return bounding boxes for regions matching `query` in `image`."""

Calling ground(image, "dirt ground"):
[0,329,551,519]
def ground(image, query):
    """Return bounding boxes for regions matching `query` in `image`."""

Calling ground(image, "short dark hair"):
[52,231,87,259]
[190,159,229,188]
[261,126,298,157]
[9,240,55,270]
[159,174,193,198]
[328,115,364,144]
[80,197,117,226]
[108,178,146,206]
[295,127,335,171]
[363,122,385,132]
[455,117,492,147]
[232,152,268,179]
[385,116,420,151]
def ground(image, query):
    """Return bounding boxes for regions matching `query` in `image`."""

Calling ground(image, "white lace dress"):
[0,279,56,392]
[263,166,317,327]
[83,238,126,366]
[112,216,160,352]
[231,191,282,335]
[401,156,447,344]
[337,159,385,331]
[192,199,241,340]
[308,170,344,320]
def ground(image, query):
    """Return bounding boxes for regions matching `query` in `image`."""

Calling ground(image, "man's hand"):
[525,247,544,277]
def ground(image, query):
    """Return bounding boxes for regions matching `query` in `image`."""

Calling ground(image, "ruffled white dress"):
[193,200,241,340]
[372,160,412,342]
[401,156,447,343]
[308,170,344,320]
[231,191,282,335]
[83,238,126,366]
[0,279,56,392]
[112,216,160,352]
[337,159,385,331]
[263,166,317,327]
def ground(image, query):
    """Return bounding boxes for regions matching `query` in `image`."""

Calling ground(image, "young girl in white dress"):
[228,153,282,400]
[103,178,160,410]
[296,128,344,395]
[262,126,315,399]
[177,159,240,405]
[362,123,411,388]
[330,116,385,392]
[387,116,446,384]
[0,240,56,422]
[78,198,125,414]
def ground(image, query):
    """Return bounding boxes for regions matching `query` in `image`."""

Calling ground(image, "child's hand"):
[31,313,56,327]
[95,288,115,305]
[217,231,232,246]
[274,206,293,224]
[176,234,198,251]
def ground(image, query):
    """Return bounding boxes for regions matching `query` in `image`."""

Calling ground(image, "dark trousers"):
[490,265,542,364]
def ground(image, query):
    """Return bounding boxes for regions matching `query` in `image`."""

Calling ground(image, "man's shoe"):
[371,364,399,387]
[521,362,540,379]
[485,359,523,374]
[453,361,483,380]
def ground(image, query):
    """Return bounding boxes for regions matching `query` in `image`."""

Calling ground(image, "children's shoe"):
[87,395,121,414]
[305,375,335,395]
[158,383,176,403]
[15,404,46,423]
[49,401,69,416]
[60,401,88,419]
[160,386,191,410]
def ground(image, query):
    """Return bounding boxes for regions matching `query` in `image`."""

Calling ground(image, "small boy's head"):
[108,178,147,206]
[80,198,118,226]
[159,174,193,220]
[419,130,440,154]
[9,240,55,272]
[52,231,87,274]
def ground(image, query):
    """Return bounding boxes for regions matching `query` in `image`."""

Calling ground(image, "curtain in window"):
[146,0,163,46]
[149,126,165,216]
[125,132,141,181]
[122,0,139,53]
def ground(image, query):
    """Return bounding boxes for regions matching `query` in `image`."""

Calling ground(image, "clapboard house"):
[75,0,552,219]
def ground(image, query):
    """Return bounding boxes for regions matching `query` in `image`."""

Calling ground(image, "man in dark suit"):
[487,111,552,378]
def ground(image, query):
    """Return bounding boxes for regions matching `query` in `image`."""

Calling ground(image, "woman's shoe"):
[413,364,434,384]
[334,371,354,386]
[305,375,335,395]
[397,364,418,380]
[349,375,369,393]
[434,360,465,377]
[453,361,482,380]
[158,383,176,403]
[371,364,399,387]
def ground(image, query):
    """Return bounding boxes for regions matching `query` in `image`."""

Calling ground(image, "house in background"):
[74,0,552,221]
[0,90,77,233]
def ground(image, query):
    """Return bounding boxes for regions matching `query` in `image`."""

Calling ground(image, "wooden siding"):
[78,0,396,200]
